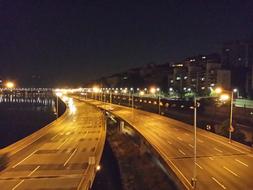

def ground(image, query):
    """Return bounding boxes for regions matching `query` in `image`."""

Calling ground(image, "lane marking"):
[197,139,204,143]
[223,166,239,177]
[196,163,203,170]
[57,139,68,150]
[214,147,223,153]
[64,148,77,166]
[212,177,226,189]
[28,166,40,177]
[208,157,214,161]
[167,140,172,145]
[12,150,37,168]
[177,137,183,141]
[178,149,186,155]
[188,143,194,148]
[184,133,190,136]
[65,131,71,136]
[235,159,248,167]
[51,134,59,140]
[167,159,191,189]
[12,180,25,190]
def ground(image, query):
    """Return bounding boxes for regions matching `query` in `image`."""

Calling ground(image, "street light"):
[215,87,234,143]
[5,81,15,89]
[130,88,134,108]
[150,87,161,114]
[191,96,197,189]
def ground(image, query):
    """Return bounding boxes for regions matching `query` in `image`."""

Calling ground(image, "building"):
[168,54,222,96]
[221,40,253,97]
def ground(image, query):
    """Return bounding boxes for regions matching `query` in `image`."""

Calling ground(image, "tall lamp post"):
[130,88,134,108]
[150,87,161,114]
[215,87,235,143]
[191,96,197,189]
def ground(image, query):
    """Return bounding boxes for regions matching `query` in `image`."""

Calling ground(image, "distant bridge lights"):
[5,81,15,89]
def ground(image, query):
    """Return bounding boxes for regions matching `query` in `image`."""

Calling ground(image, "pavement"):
[0,97,106,190]
[83,98,253,190]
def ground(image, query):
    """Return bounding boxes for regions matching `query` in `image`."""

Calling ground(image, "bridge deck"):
[0,97,105,190]
[84,98,253,190]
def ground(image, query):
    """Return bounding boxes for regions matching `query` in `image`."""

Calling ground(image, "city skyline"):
[0,1,252,87]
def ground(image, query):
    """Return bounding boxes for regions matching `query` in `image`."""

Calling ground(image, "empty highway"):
[83,98,253,190]
[0,97,105,190]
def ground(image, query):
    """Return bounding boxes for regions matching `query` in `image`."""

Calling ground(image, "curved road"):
[0,98,105,190]
[84,98,253,190]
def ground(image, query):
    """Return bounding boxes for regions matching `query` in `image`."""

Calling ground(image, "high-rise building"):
[221,40,253,97]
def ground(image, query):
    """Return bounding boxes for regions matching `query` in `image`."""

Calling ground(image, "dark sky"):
[0,0,252,87]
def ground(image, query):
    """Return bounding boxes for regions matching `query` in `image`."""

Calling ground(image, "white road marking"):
[223,166,239,177]
[214,147,223,153]
[168,159,192,189]
[12,150,37,168]
[64,148,77,166]
[177,137,183,141]
[65,131,71,136]
[197,139,204,143]
[196,163,203,169]
[184,133,190,136]
[28,166,40,177]
[235,159,248,167]
[212,177,226,189]
[208,157,214,160]
[188,143,194,148]
[51,134,59,140]
[178,149,186,155]
[167,140,172,145]
[57,139,68,150]
[12,180,25,190]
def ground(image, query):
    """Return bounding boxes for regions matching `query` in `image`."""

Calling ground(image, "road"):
[84,98,253,190]
[0,97,106,190]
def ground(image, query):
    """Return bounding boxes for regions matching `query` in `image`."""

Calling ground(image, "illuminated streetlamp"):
[150,87,161,114]
[215,87,235,143]
[5,81,15,89]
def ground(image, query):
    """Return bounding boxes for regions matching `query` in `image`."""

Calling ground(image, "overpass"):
[81,97,253,190]
[0,97,106,190]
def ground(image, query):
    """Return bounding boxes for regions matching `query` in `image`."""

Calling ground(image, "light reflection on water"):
[0,92,57,148]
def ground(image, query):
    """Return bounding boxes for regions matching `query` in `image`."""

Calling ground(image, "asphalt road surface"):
[84,98,253,190]
[0,97,105,190]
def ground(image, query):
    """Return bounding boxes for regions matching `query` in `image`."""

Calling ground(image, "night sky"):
[0,0,252,87]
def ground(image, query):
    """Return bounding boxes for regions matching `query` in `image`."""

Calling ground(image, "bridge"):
[78,96,253,190]
[0,96,106,190]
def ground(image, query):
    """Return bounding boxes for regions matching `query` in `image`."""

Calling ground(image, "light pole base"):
[191,178,197,189]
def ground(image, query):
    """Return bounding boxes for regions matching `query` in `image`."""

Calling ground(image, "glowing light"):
[139,91,144,96]
[96,165,101,171]
[150,87,156,94]
[5,81,15,89]
[56,92,63,97]
[215,87,222,94]
[93,86,99,93]
[220,94,230,101]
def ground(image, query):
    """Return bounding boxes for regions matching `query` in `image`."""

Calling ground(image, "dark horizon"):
[0,0,252,87]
